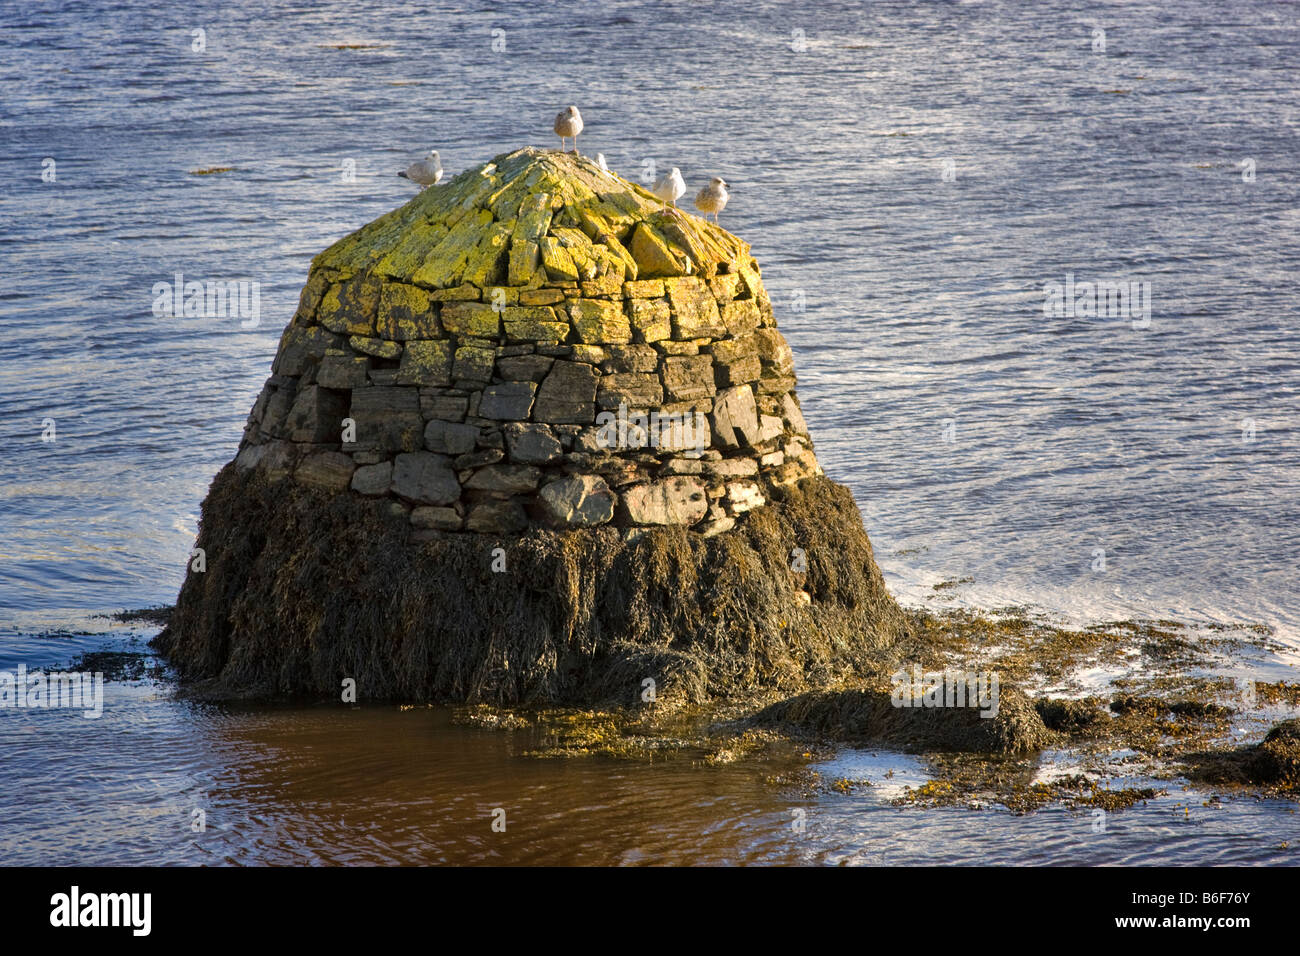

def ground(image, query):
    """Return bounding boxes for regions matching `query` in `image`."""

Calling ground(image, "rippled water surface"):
[1,0,1297,864]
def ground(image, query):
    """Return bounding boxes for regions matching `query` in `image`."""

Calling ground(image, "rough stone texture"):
[424,420,479,455]
[711,385,761,449]
[496,354,554,382]
[465,463,541,495]
[375,283,437,339]
[390,452,460,505]
[201,146,834,544]
[441,302,500,338]
[421,393,469,422]
[351,461,393,496]
[627,297,671,342]
[622,477,709,526]
[296,451,355,491]
[452,344,495,383]
[534,360,598,424]
[661,355,716,402]
[316,352,370,389]
[570,299,631,344]
[538,474,616,527]
[397,340,452,386]
[349,387,423,452]
[783,393,809,436]
[285,386,348,443]
[503,423,563,464]
[666,277,727,340]
[726,481,766,513]
[479,382,537,420]
[410,505,462,531]
[597,373,663,409]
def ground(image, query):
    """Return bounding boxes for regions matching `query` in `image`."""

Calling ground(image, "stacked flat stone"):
[235,147,823,537]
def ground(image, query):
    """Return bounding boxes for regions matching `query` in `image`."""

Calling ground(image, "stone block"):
[396,340,452,386]
[533,360,598,424]
[424,420,480,455]
[665,276,726,339]
[351,460,393,496]
[390,452,461,505]
[285,385,349,443]
[661,354,716,402]
[295,451,356,492]
[621,477,708,526]
[710,385,761,449]
[349,387,424,452]
[503,423,563,464]
[538,475,615,527]
[479,382,537,420]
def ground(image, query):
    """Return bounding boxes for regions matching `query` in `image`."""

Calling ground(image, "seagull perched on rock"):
[554,106,583,153]
[694,176,729,223]
[652,167,686,211]
[397,149,443,187]
[596,152,609,173]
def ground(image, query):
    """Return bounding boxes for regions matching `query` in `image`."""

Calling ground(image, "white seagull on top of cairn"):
[397,149,443,187]
[694,176,729,224]
[554,105,583,153]
[652,166,686,211]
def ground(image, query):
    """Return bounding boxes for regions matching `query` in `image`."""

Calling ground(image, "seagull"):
[596,152,609,173]
[652,167,686,211]
[397,149,443,187]
[694,176,729,223]
[554,106,583,153]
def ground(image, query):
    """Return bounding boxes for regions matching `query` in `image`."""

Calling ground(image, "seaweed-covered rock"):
[156,475,904,705]
[1182,718,1300,790]
[751,683,1053,755]
[1249,719,1300,786]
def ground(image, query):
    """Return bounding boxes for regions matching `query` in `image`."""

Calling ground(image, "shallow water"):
[1,0,1297,864]
[2,616,1297,866]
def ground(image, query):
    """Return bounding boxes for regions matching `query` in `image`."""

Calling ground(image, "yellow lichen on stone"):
[373,218,451,280]
[568,198,638,244]
[503,305,569,342]
[441,301,501,338]
[307,148,755,304]
[508,238,540,286]
[411,208,494,288]
[349,335,403,359]
[539,235,579,281]
[598,232,639,281]
[375,282,436,340]
[630,222,685,278]
[569,298,631,344]
[318,276,380,336]
[461,219,514,287]
[397,339,453,385]
[512,193,554,243]
[551,227,600,281]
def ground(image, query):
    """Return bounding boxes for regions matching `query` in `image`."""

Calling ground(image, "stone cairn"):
[235,147,822,536]
[160,146,905,705]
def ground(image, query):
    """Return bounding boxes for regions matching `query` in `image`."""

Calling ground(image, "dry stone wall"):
[234,148,822,537]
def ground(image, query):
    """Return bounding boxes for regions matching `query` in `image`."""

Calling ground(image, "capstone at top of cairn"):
[237,146,822,536]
